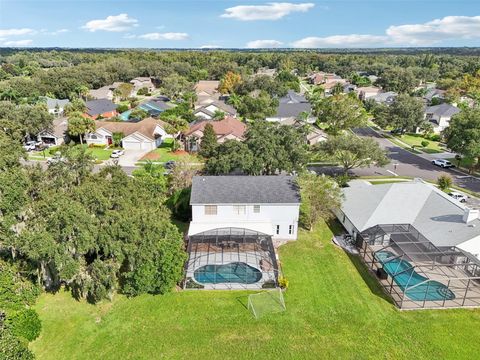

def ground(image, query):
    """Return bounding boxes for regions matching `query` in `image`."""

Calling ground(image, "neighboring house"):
[88,82,124,100]
[183,116,246,152]
[37,117,68,146]
[266,90,314,123]
[425,103,460,133]
[277,117,327,145]
[42,97,70,117]
[138,98,175,117]
[372,91,397,105]
[194,80,221,99]
[194,100,237,120]
[85,117,171,150]
[309,72,342,85]
[423,88,445,104]
[188,176,301,241]
[255,67,276,77]
[356,86,382,101]
[336,179,480,259]
[85,99,118,120]
[130,77,155,95]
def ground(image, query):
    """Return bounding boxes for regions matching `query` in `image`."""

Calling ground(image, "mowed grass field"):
[31,221,480,359]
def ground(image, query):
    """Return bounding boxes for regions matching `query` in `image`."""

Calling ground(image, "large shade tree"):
[317,133,390,174]
[67,111,95,145]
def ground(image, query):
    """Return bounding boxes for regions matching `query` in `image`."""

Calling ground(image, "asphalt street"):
[311,127,480,194]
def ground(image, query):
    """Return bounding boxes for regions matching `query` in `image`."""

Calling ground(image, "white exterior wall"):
[85,129,110,146]
[457,235,480,259]
[190,203,300,241]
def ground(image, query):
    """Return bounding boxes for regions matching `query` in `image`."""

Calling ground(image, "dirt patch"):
[173,150,188,156]
[140,152,160,160]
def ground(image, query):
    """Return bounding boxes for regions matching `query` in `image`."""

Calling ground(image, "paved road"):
[311,127,480,194]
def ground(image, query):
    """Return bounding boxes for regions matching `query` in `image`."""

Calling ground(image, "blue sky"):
[0,1,479,48]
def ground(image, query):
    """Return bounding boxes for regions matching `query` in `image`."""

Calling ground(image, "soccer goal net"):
[247,288,286,319]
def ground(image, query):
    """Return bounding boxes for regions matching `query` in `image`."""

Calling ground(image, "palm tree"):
[227,93,241,109]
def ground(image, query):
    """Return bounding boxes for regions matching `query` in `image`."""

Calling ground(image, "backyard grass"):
[30,221,480,359]
[140,138,201,163]
[393,133,444,154]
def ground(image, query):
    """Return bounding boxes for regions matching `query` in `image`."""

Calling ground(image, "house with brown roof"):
[37,117,69,146]
[194,80,220,98]
[130,77,155,95]
[183,116,246,152]
[85,117,171,151]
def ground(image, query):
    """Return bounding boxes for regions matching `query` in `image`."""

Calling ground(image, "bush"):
[278,276,289,289]
[0,328,34,360]
[137,87,150,96]
[421,140,430,148]
[437,174,453,191]
[116,104,129,113]
[8,309,42,341]
[428,134,441,142]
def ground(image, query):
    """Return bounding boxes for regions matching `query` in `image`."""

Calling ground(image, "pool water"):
[119,110,132,121]
[194,262,262,284]
[375,251,455,301]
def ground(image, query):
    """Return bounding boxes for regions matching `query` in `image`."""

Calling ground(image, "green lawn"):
[30,221,480,359]
[394,134,444,154]
[29,145,113,162]
[141,138,201,163]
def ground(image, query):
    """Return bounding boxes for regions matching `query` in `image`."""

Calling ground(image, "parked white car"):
[432,159,454,168]
[110,150,125,158]
[46,156,66,165]
[23,141,41,151]
[449,191,468,203]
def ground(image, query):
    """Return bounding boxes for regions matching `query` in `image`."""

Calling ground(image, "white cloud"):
[2,39,33,47]
[138,32,189,40]
[41,28,70,36]
[221,2,314,21]
[0,28,36,37]
[82,14,138,32]
[246,39,283,48]
[292,34,387,48]
[200,44,221,49]
[386,15,480,45]
[292,15,480,48]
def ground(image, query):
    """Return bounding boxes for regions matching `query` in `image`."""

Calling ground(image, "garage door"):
[122,140,142,150]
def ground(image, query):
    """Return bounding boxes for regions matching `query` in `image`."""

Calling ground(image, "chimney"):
[463,208,480,223]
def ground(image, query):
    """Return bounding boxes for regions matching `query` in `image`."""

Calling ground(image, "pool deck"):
[363,246,480,309]
[185,250,276,290]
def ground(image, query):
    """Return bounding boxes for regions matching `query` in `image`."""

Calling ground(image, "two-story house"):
[185,176,300,290]
[188,176,300,241]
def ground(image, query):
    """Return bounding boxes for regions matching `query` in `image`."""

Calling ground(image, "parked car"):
[23,141,41,151]
[110,150,125,158]
[165,160,176,169]
[46,156,66,165]
[449,191,468,203]
[432,159,454,168]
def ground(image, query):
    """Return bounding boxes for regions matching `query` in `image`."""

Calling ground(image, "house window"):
[233,205,246,215]
[89,134,98,140]
[253,205,260,213]
[276,225,280,235]
[289,225,294,235]
[204,205,217,215]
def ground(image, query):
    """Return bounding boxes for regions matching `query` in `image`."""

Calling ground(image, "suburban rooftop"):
[190,176,301,205]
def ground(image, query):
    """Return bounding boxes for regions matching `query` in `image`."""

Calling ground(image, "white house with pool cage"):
[335,179,480,309]
[184,176,300,290]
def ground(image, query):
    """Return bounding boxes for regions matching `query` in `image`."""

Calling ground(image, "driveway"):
[109,150,150,167]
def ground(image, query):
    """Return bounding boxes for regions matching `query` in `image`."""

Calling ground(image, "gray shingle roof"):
[45,97,70,110]
[426,103,460,118]
[341,180,480,248]
[190,176,300,204]
[86,99,117,116]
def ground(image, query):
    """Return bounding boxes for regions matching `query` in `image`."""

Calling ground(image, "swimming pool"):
[375,251,455,301]
[119,110,132,121]
[194,262,262,284]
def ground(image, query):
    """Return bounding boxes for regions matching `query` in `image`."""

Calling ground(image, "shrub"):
[8,309,42,341]
[421,140,430,148]
[428,134,441,142]
[137,87,150,96]
[437,174,453,191]
[116,104,129,113]
[0,328,34,360]
[278,276,289,289]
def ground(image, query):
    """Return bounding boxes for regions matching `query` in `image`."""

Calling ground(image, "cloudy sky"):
[0,0,479,48]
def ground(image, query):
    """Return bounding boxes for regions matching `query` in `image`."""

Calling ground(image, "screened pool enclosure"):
[356,224,480,309]
[184,228,280,290]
